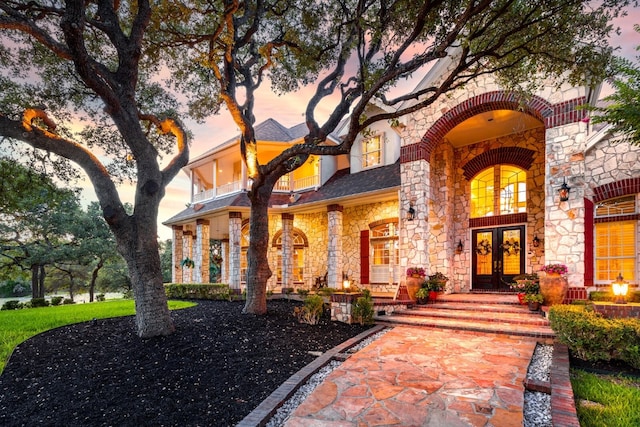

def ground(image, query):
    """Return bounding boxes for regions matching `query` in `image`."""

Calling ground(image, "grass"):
[571,369,640,427]
[0,299,196,374]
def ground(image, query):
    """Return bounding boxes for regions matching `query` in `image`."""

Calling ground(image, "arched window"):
[273,228,308,283]
[594,195,637,283]
[471,165,526,218]
[370,221,399,283]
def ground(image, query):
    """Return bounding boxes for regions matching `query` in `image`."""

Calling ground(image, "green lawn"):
[0,299,195,374]
[572,369,640,427]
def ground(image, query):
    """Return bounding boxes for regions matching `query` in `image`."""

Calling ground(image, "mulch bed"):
[0,300,372,426]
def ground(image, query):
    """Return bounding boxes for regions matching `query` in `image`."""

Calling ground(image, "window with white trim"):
[594,195,637,283]
[370,222,398,283]
[362,134,382,168]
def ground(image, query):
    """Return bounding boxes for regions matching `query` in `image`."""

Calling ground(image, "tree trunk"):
[112,211,175,338]
[89,259,104,303]
[243,185,273,315]
[31,264,46,299]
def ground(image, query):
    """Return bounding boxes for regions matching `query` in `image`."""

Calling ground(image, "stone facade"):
[169,64,640,295]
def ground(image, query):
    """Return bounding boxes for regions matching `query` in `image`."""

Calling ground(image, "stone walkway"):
[284,326,537,426]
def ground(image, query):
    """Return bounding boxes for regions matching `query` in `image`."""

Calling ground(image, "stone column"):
[281,213,294,289]
[228,212,243,291]
[195,219,210,283]
[327,204,343,289]
[399,159,430,271]
[172,225,183,283]
[182,231,193,283]
[545,122,587,287]
[221,238,229,285]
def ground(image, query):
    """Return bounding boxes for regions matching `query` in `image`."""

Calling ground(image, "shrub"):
[1,300,23,311]
[31,298,49,308]
[63,299,75,305]
[294,295,325,325]
[316,287,335,297]
[164,283,230,300]
[590,290,640,303]
[352,289,374,325]
[50,296,64,306]
[96,294,106,302]
[297,288,310,298]
[549,305,640,369]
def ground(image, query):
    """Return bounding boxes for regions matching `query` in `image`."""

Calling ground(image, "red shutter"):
[360,230,370,284]
[584,198,594,287]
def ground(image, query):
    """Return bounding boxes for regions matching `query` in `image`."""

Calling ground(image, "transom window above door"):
[470,165,527,218]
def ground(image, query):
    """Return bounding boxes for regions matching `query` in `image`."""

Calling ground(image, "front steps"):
[374,293,555,341]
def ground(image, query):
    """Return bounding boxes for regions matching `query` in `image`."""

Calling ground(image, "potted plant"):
[523,293,544,311]
[539,263,569,305]
[426,272,448,301]
[415,286,430,304]
[405,267,426,300]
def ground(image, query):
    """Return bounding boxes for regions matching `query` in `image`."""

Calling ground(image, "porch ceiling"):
[445,110,544,148]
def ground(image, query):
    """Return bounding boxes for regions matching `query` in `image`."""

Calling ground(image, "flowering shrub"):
[406,267,426,277]
[541,263,568,275]
[510,280,539,294]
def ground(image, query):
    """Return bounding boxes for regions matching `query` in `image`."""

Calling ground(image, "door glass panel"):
[475,231,493,275]
[502,229,521,275]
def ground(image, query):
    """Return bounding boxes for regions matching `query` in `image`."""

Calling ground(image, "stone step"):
[374,313,555,340]
[395,306,550,327]
[420,301,534,314]
[373,292,555,340]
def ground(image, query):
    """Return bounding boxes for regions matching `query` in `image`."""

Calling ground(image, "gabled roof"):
[163,162,401,226]
[189,118,307,164]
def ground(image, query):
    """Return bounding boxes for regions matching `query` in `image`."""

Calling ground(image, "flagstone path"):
[284,326,536,426]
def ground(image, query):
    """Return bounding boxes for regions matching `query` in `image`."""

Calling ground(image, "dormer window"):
[362,134,382,168]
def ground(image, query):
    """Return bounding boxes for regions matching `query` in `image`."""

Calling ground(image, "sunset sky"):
[78,10,640,241]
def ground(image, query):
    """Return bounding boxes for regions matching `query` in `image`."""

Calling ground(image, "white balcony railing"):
[294,175,319,191]
[192,180,243,203]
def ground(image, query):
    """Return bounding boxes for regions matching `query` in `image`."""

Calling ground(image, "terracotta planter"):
[429,291,438,301]
[406,276,423,300]
[539,273,568,306]
[517,293,526,305]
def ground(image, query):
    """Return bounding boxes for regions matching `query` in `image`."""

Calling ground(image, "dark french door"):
[472,226,525,290]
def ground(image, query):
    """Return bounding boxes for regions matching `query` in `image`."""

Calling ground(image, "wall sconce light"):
[612,273,629,304]
[407,204,415,221]
[532,235,540,248]
[558,180,571,202]
[455,239,464,254]
[343,278,351,290]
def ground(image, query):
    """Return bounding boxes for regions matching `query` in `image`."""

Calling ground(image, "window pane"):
[500,165,526,215]
[475,231,493,275]
[594,221,636,282]
[471,168,494,218]
[362,135,382,168]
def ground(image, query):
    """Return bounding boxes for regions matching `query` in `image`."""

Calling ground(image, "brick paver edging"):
[236,324,388,427]
[550,342,580,426]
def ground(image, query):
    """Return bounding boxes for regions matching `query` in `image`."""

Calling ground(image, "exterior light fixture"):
[532,235,540,248]
[407,204,415,221]
[455,239,464,254]
[343,278,351,290]
[612,273,629,304]
[558,180,571,202]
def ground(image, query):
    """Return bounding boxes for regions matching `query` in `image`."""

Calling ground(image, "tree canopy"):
[589,24,640,145]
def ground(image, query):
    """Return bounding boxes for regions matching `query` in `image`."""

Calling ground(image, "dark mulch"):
[570,351,640,379]
[0,300,372,427]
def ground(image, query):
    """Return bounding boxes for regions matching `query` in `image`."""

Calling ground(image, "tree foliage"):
[589,24,640,145]
[149,0,633,314]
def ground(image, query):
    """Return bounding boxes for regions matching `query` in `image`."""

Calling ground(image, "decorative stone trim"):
[469,213,527,228]
[461,147,536,180]
[229,211,243,219]
[593,177,640,203]
[330,292,362,324]
[595,213,640,224]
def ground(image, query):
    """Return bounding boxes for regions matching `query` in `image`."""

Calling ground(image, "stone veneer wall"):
[262,200,398,292]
